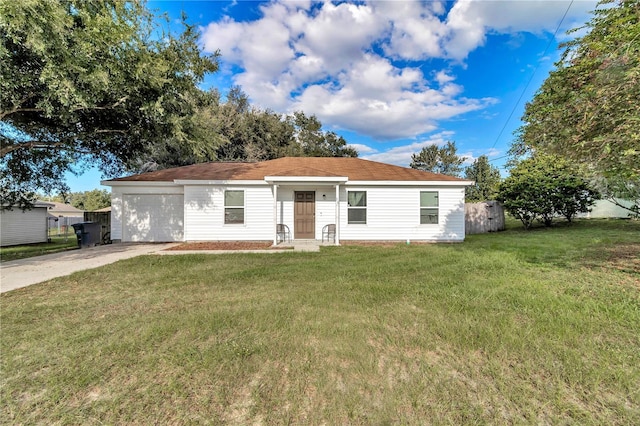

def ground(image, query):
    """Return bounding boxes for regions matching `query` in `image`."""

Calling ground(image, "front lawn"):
[1,219,639,424]
[0,236,78,262]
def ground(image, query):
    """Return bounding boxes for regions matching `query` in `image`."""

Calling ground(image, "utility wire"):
[489,0,575,151]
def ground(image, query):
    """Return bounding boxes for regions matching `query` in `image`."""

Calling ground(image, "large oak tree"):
[1,0,219,208]
[516,0,639,181]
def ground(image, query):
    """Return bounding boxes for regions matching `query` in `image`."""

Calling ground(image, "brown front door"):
[294,191,315,239]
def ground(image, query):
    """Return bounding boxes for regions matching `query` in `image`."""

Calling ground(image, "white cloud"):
[486,148,501,158]
[199,0,596,141]
[435,70,456,85]
[443,0,599,59]
[459,151,476,165]
[362,132,456,166]
[294,2,386,72]
[348,143,377,155]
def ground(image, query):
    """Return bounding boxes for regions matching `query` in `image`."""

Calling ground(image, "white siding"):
[184,185,274,241]
[108,182,468,243]
[110,186,184,242]
[0,207,48,247]
[339,186,466,242]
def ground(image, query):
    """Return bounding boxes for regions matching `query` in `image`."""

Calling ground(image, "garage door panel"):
[123,194,183,242]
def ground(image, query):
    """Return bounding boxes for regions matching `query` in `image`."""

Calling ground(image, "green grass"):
[1,219,639,424]
[0,236,78,262]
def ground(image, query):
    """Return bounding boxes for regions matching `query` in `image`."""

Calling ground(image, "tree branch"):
[0,96,130,119]
[0,141,67,157]
[1,128,131,157]
[0,93,37,119]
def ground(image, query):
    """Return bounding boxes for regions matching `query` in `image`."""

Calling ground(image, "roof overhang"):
[2,201,54,208]
[175,180,266,185]
[101,180,179,187]
[264,176,349,185]
[344,180,475,187]
[102,178,474,187]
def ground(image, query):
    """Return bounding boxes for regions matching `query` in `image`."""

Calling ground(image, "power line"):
[488,154,509,163]
[489,0,574,151]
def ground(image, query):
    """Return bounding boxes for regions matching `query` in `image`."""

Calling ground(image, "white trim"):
[224,189,245,225]
[105,178,472,187]
[273,184,278,246]
[102,180,179,187]
[175,180,265,185]
[265,176,348,184]
[335,184,340,245]
[345,180,474,187]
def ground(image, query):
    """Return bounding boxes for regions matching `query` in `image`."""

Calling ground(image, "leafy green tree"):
[464,155,501,202]
[0,0,219,208]
[289,112,358,158]
[516,0,639,182]
[498,155,599,229]
[135,90,357,170]
[410,141,464,177]
[70,189,111,211]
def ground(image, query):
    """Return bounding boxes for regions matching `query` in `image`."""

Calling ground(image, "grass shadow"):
[463,219,640,275]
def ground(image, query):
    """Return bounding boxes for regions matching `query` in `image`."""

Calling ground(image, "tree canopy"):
[498,154,600,229]
[410,141,464,177]
[129,92,358,172]
[464,155,501,202]
[516,0,639,181]
[43,189,111,211]
[1,0,219,208]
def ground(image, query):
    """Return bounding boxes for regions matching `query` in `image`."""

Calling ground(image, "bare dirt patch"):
[166,242,274,251]
[603,243,640,274]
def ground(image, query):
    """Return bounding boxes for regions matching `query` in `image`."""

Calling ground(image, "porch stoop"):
[276,239,334,252]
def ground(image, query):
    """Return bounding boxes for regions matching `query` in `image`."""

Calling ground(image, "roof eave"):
[101,180,177,187]
[345,180,475,186]
[264,176,349,184]
[175,179,266,185]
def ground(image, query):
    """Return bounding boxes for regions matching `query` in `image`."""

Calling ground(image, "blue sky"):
[72,0,600,192]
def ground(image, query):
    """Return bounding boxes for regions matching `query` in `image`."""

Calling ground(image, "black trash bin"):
[71,222,102,248]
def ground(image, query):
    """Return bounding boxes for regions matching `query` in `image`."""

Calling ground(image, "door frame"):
[294,191,315,239]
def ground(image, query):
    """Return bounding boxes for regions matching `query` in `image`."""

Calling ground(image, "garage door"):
[123,194,184,242]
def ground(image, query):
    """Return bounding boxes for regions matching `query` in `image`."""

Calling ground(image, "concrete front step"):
[276,239,335,252]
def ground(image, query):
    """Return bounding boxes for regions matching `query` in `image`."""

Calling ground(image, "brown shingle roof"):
[47,202,84,214]
[105,157,468,183]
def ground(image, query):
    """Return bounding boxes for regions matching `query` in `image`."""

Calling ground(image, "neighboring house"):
[47,202,84,218]
[93,206,112,212]
[579,199,637,219]
[0,201,53,247]
[46,202,84,234]
[102,157,474,244]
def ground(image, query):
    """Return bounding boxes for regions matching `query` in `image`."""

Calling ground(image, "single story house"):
[0,201,53,247]
[92,206,112,212]
[47,202,84,218]
[102,157,474,244]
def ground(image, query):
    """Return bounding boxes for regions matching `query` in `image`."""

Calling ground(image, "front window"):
[420,191,439,224]
[348,191,367,224]
[225,190,244,224]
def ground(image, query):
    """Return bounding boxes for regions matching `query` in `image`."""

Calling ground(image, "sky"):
[71,0,600,192]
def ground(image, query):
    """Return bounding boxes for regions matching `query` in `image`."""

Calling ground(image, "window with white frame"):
[420,191,439,224]
[347,191,367,224]
[224,190,244,224]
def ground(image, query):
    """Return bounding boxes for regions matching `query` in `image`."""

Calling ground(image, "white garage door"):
[123,194,184,242]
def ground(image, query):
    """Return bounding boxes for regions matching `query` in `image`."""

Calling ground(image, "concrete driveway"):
[0,243,176,293]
